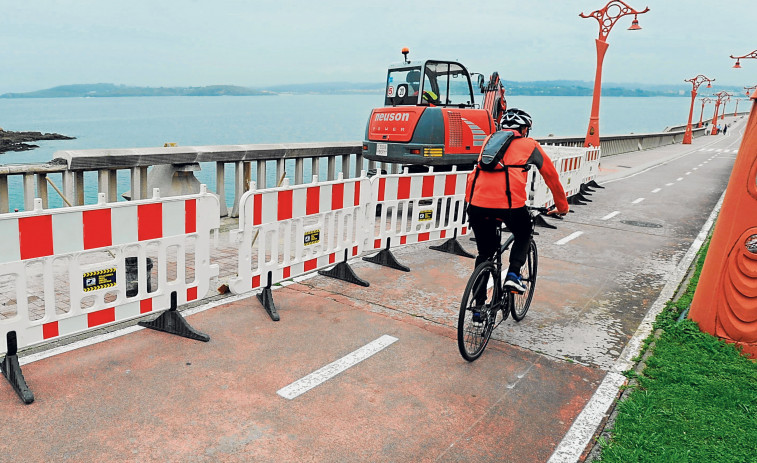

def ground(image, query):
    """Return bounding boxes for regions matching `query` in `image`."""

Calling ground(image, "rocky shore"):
[0,129,75,154]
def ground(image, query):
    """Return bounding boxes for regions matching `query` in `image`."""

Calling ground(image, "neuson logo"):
[374,112,410,122]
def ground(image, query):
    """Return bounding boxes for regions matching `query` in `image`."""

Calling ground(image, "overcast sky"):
[2,0,755,93]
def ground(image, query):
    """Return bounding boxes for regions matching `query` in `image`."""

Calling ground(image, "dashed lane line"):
[666,183,674,186]
[601,211,620,220]
[651,188,661,193]
[277,335,399,400]
[555,231,584,245]
[632,197,645,204]
[677,177,684,181]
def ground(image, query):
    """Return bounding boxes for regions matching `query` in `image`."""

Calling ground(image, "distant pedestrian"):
[723,124,728,135]
[717,124,721,134]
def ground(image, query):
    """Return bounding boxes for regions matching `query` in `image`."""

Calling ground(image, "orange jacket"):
[465,130,569,212]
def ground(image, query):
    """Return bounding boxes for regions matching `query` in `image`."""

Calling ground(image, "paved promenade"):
[0,116,746,462]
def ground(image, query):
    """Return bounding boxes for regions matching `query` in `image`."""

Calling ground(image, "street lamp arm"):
[730,50,757,60]
[684,75,714,92]
[580,1,650,41]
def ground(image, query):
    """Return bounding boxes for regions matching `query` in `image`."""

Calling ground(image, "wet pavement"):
[0,116,747,462]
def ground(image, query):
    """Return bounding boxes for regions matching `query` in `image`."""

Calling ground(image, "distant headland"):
[2,81,744,99]
[0,129,75,154]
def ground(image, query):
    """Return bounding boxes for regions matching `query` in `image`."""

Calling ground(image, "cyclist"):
[465,108,569,305]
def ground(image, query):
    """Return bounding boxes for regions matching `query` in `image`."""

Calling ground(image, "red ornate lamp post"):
[683,75,714,144]
[698,97,712,128]
[710,91,730,135]
[746,85,757,99]
[734,98,745,116]
[721,95,731,120]
[580,1,649,147]
[731,50,757,69]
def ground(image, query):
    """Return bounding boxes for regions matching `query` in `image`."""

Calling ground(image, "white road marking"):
[677,177,684,181]
[277,335,398,400]
[601,211,620,220]
[632,197,645,204]
[698,164,703,167]
[651,188,661,193]
[548,190,726,463]
[686,172,692,175]
[693,168,698,171]
[666,183,674,186]
[707,148,714,151]
[555,231,584,245]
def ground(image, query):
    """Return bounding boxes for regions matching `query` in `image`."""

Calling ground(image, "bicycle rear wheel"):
[458,261,499,361]
[510,239,538,321]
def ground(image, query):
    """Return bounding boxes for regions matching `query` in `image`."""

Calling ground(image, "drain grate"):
[621,220,663,228]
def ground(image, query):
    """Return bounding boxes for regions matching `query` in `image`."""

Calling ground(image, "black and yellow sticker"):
[418,210,433,221]
[304,229,320,246]
[83,268,117,292]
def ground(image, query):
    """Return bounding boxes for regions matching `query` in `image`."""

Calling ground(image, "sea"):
[0,94,696,211]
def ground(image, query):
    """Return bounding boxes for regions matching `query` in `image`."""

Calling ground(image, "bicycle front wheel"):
[458,261,499,361]
[510,239,538,321]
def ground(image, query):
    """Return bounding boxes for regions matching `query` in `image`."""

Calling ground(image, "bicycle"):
[457,206,550,362]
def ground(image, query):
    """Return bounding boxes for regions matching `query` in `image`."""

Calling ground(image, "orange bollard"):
[689,93,757,358]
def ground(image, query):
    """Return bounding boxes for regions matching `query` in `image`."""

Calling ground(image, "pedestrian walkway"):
[0,115,747,462]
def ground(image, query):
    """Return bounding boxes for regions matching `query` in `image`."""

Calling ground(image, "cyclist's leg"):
[502,206,531,275]
[467,205,501,305]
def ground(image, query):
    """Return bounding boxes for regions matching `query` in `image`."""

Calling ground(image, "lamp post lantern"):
[698,97,712,128]
[746,85,757,99]
[730,49,757,69]
[580,1,649,147]
[683,75,714,144]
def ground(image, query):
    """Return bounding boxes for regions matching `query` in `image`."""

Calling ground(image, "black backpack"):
[477,130,521,171]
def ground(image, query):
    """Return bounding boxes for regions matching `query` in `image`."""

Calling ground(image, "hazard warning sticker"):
[304,229,320,246]
[418,210,433,221]
[83,268,117,292]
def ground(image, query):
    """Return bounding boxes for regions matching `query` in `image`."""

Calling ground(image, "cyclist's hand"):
[547,206,569,217]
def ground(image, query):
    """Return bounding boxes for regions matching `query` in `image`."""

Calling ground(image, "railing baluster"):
[23,173,35,211]
[257,160,266,189]
[216,161,228,217]
[341,154,351,179]
[0,174,9,213]
[36,173,49,209]
[327,156,336,181]
[295,158,304,185]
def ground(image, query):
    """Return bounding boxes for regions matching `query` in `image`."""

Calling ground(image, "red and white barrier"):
[0,187,220,356]
[229,174,370,295]
[365,168,471,253]
[529,146,588,208]
[583,146,602,185]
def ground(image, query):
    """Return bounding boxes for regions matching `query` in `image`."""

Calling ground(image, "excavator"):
[362,48,507,168]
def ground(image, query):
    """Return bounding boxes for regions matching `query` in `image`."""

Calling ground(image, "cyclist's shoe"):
[504,272,526,294]
[471,305,485,324]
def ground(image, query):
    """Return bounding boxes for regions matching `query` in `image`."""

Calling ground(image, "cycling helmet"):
[500,108,533,130]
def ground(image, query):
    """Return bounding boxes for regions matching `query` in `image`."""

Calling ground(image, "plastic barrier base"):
[319,250,370,287]
[534,214,558,230]
[362,238,410,272]
[1,332,34,404]
[257,283,280,322]
[587,180,605,189]
[580,184,595,195]
[568,195,589,206]
[430,231,475,259]
[138,292,210,342]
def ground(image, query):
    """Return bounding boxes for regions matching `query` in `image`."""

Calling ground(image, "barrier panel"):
[363,168,474,267]
[229,174,371,319]
[583,146,602,186]
[0,187,220,403]
[530,146,587,209]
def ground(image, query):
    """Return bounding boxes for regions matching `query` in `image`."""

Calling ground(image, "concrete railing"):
[535,125,710,156]
[0,123,719,215]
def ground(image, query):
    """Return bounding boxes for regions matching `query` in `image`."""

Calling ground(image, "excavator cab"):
[384,61,476,109]
[363,49,506,167]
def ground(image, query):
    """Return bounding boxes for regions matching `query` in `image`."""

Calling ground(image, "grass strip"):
[597,242,757,463]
